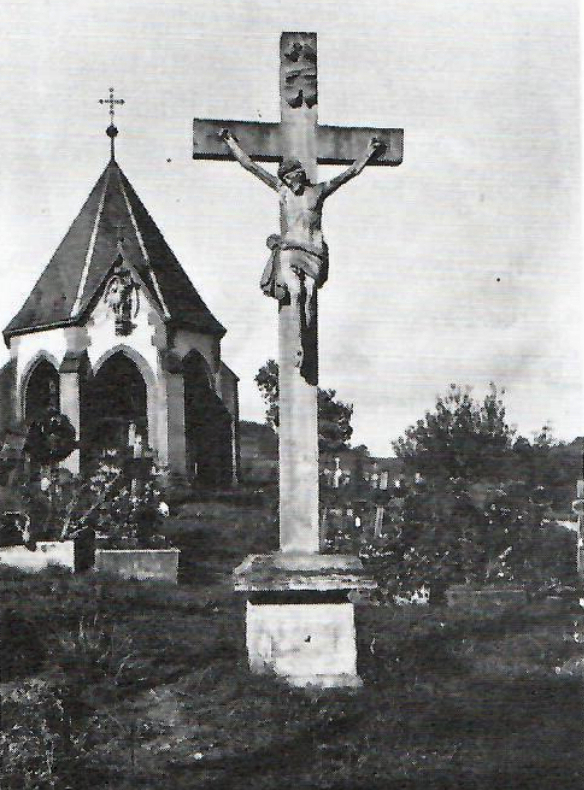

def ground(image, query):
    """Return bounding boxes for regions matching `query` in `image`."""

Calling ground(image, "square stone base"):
[246,599,362,688]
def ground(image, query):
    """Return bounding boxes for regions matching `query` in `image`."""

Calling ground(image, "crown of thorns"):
[277,158,304,179]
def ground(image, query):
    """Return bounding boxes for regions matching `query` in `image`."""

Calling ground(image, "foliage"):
[317,388,353,453]
[255,359,354,453]
[361,384,580,597]
[60,453,171,549]
[328,485,577,602]
[53,614,134,686]
[393,383,513,483]
[512,429,582,513]
[254,359,279,430]
[24,407,77,465]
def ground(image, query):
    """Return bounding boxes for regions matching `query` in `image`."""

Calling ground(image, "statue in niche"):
[103,265,140,336]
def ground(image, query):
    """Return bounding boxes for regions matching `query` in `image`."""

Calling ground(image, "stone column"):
[277,32,320,555]
[156,352,187,482]
[59,353,84,475]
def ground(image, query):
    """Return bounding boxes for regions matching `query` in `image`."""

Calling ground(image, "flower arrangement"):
[61,451,171,550]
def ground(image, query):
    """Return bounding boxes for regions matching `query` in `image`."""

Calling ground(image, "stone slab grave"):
[94,547,180,583]
[193,32,402,687]
[0,541,75,573]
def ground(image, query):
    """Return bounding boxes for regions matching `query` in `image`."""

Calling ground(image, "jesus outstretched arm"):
[220,129,279,191]
[319,137,386,199]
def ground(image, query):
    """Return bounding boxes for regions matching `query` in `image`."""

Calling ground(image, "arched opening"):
[183,351,232,487]
[86,352,148,465]
[24,358,60,423]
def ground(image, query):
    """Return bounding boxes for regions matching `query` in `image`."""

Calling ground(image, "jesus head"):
[277,158,308,194]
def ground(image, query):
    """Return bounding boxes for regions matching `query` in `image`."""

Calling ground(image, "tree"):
[254,359,279,431]
[392,383,514,484]
[255,360,354,454]
[383,384,575,593]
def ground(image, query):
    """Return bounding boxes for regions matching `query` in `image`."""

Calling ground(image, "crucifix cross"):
[99,87,125,159]
[193,33,403,555]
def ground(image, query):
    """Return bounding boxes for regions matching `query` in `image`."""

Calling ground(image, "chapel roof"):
[4,157,225,342]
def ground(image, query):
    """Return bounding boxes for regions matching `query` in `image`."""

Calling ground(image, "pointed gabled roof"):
[4,159,225,342]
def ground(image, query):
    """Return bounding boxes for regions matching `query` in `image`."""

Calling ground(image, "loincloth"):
[260,235,329,300]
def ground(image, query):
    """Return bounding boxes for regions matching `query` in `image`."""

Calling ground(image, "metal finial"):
[99,87,125,160]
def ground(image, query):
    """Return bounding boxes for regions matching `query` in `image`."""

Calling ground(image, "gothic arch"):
[84,348,155,468]
[92,345,156,390]
[20,352,61,423]
[181,348,215,389]
[183,349,232,486]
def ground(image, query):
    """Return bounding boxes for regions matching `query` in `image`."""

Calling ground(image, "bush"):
[60,454,171,549]
[328,479,578,602]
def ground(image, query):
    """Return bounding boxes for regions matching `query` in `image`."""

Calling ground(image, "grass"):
[1,495,583,789]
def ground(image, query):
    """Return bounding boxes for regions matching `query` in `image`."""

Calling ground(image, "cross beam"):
[193,118,403,166]
[192,33,402,555]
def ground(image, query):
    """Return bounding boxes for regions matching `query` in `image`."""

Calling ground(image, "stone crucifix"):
[193,33,403,556]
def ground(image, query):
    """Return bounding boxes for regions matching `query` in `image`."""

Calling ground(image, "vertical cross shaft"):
[278,33,320,554]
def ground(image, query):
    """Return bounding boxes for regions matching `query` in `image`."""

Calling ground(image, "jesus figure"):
[220,130,385,310]
[220,130,385,378]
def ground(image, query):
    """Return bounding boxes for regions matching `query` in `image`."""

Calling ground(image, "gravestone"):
[373,505,385,538]
[193,32,402,687]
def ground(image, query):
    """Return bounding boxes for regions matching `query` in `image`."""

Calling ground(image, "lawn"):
[1,494,583,789]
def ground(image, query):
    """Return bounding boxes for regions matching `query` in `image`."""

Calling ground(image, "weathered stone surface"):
[246,600,361,688]
[94,548,180,583]
[234,553,376,592]
[193,118,403,166]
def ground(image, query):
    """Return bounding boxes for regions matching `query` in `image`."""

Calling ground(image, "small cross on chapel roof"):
[99,87,125,160]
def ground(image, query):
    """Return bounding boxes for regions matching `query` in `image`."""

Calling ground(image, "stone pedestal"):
[234,552,376,688]
[246,600,360,688]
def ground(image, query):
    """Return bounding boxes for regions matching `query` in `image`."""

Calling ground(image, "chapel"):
[1,114,240,487]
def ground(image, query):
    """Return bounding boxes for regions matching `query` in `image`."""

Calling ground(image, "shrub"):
[60,453,171,549]
[328,479,577,601]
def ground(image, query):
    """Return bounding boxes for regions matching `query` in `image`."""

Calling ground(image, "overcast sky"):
[0,0,580,456]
